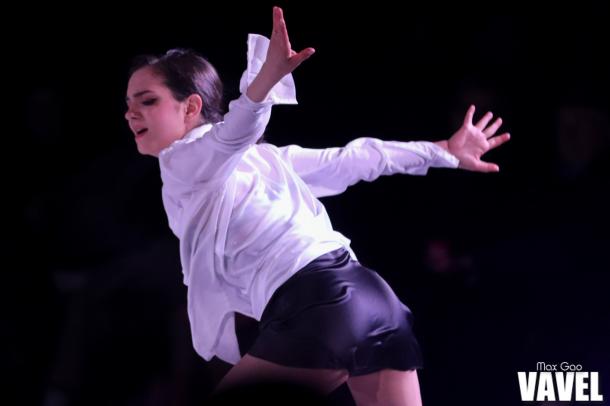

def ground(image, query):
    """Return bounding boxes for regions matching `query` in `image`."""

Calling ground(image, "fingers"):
[483,117,503,138]
[487,132,511,150]
[272,6,283,35]
[272,6,291,54]
[475,111,493,130]
[463,105,475,126]
[474,132,510,172]
[290,47,316,69]
[475,160,500,172]
[272,7,315,72]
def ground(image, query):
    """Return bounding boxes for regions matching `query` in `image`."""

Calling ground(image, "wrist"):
[260,61,282,78]
[434,140,449,152]
[246,64,282,102]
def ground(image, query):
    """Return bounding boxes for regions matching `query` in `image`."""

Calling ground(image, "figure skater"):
[124,6,510,405]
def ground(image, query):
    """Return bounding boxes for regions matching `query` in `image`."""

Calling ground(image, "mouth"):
[135,128,148,139]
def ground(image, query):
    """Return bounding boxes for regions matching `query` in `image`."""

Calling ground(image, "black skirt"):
[248,247,423,376]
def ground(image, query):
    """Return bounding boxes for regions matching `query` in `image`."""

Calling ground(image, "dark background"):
[6,2,609,405]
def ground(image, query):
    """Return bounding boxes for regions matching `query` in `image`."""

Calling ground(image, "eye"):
[142,98,157,106]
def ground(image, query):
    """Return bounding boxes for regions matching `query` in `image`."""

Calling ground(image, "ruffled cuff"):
[239,33,298,105]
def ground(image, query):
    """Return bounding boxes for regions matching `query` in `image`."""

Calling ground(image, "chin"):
[136,144,152,157]
[135,139,161,157]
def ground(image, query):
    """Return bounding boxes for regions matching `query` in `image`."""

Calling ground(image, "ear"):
[184,94,203,121]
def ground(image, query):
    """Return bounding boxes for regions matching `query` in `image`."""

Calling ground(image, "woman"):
[124,6,510,405]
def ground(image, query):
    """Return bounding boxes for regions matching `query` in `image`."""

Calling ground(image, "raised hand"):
[265,6,315,79]
[446,105,511,172]
[246,7,315,102]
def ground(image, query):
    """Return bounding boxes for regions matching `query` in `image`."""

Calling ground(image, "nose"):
[125,105,141,121]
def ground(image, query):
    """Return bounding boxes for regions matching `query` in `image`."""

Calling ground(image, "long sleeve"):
[278,137,460,197]
[159,95,273,189]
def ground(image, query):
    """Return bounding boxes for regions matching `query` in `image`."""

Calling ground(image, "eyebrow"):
[125,90,154,102]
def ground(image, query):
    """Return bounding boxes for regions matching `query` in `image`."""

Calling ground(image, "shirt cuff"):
[426,142,460,168]
[239,33,298,105]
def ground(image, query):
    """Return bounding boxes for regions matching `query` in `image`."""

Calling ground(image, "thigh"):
[347,369,422,406]
[214,354,349,397]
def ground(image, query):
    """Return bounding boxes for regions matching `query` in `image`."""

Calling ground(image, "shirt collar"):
[159,122,214,156]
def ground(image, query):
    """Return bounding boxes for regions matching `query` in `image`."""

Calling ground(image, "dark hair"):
[129,49,225,124]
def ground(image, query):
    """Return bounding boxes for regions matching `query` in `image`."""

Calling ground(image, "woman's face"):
[125,67,188,157]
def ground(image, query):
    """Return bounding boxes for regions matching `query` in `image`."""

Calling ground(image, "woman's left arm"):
[277,137,459,198]
[278,105,510,197]
[246,7,315,103]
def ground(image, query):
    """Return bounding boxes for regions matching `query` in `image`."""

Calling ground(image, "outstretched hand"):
[446,105,511,172]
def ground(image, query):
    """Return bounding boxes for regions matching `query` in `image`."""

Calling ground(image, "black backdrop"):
[7,3,609,405]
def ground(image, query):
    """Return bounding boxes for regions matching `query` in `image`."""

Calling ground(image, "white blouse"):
[158,34,460,365]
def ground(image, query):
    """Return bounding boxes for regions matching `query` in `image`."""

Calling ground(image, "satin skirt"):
[248,247,423,376]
